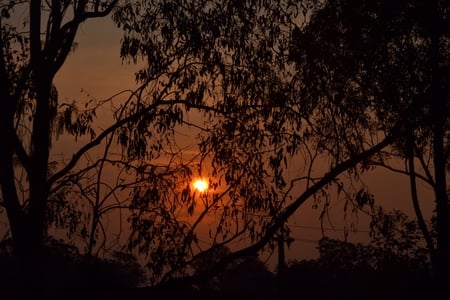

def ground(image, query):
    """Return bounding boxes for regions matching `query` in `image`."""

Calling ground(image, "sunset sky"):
[52,15,436,269]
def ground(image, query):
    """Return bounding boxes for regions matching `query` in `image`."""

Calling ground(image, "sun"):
[193,178,208,193]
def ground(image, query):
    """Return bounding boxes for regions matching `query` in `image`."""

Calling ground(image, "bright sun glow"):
[193,179,208,192]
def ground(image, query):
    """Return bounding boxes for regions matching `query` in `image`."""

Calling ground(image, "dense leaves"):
[290,0,448,158]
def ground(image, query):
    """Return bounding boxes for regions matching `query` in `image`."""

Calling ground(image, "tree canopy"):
[0,0,448,297]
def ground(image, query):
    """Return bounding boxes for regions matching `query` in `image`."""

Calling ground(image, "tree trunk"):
[407,136,436,271]
[28,82,52,256]
[429,0,449,287]
[0,98,28,256]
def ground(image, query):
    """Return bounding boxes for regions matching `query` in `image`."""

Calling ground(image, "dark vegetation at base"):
[276,260,434,300]
[0,238,437,300]
[0,239,146,300]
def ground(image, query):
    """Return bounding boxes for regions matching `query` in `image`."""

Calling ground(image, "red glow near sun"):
[193,179,208,192]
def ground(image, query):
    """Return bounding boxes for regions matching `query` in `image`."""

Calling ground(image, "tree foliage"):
[112,0,317,281]
[0,0,447,294]
[288,0,449,280]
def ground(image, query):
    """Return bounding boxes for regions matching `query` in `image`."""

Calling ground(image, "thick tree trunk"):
[28,83,52,256]
[0,99,28,256]
[22,0,49,257]
[431,80,449,284]
[0,6,26,257]
[431,77,448,295]
[429,0,449,287]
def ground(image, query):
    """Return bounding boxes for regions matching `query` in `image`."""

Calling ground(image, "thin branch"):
[367,159,435,188]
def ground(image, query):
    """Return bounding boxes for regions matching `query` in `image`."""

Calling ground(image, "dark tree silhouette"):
[0,0,447,298]
[0,0,121,256]
[282,233,433,300]
[1,0,314,295]
[118,0,447,288]
[288,0,449,285]
[119,0,448,291]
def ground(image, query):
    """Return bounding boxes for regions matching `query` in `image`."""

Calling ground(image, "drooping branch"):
[408,146,436,264]
[47,92,231,189]
[233,132,396,259]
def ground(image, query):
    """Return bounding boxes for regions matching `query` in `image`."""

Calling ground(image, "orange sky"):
[54,17,139,100]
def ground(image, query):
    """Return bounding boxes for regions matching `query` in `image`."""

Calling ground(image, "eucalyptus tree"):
[0,0,208,269]
[1,0,446,295]
[115,0,448,286]
[112,0,319,282]
[113,0,394,282]
[0,0,123,258]
[287,0,449,282]
[0,0,314,282]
